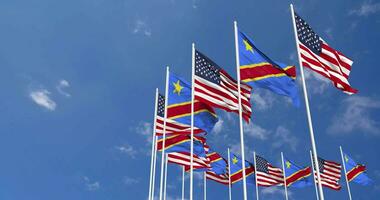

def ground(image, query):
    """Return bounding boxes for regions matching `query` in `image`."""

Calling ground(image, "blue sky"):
[0,0,379,199]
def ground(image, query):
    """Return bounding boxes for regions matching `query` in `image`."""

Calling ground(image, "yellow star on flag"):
[345,155,349,163]
[232,157,238,164]
[286,161,291,168]
[243,40,254,53]
[173,80,183,95]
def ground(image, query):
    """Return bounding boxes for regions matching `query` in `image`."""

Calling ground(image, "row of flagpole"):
[147,4,357,200]
[163,148,355,200]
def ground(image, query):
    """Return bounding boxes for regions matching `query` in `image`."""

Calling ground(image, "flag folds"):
[255,155,284,187]
[167,72,218,133]
[313,157,342,190]
[156,134,206,157]
[343,152,372,185]
[229,152,255,184]
[238,31,300,106]
[155,93,203,136]
[283,157,312,188]
[293,12,358,94]
[194,50,253,122]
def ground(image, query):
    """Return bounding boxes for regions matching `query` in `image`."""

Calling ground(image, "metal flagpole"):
[204,172,207,200]
[281,152,289,200]
[290,4,325,200]
[340,146,353,200]
[228,148,232,200]
[148,89,159,200]
[253,151,259,200]
[190,43,195,200]
[159,66,170,200]
[310,150,320,200]
[182,166,185,200]
[233,20,248,200]
[164,154,168,200]
[151,135,158,200]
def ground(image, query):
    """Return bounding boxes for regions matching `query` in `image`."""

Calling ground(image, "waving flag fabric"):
[255,155,284,187]
[155,93,203,136]
[283,157,312,188]
[156,134,206,157]
[293,12,358,94]
[168,152,210,170]
[194,50,252,122]
[168,72,218,133]
[238,31,300,106]
[207,151,228,175]
[206,171,229,185]
[343,152,372,185]
[184,151,227,174]
[313,157,342,190]
[229,153,255,184]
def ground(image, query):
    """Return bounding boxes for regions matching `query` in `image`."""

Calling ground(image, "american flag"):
[206,171,229,185]
[167,152,211,170]
[155,94,203,136]
[194,50,252,122]
[255,155,284,187]
[314,157,342,190]
[294,12,358,94]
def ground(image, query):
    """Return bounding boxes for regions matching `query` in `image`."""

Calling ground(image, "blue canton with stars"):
[295,12,322,55]
[195,50,222,85]
[157,94,165,117]
[255,155,269,173]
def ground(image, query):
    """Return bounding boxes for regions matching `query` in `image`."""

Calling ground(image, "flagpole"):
[310,150,320,200]
[151,135,158,200]
[290,4,325,200]
[340,146,353,200]
[228,148,232,200]
[164,154,168,200]
[148,89,159,200]
[233,20,248,200]
[190,43,195,200]
[159,66,170,200]
[182,166,185,200]
[204,172,207,200]
[253,151,259,200]
[280,152,289,200]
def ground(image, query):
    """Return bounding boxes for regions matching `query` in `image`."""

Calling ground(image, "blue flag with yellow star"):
[343,152,373,185]
[283,157,312,188]
[229,152,255,184]
[167,72,218,133]
[238,30,300,107]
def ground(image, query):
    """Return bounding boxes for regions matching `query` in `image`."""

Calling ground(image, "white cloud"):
[212,119,224,134]
[29,89,57,111]
[261,186,291,198]
[83,176,100,191]
[132,19,152,37]
[349,1,380,16]
[192,0,199,9]
[328,96,380,135]
[244,123,270,140]
[251,90,276,111]
[303,69,330,94]
[272,126,299,152]
[56,79,71,97]
[123,176,139,185]
[115,144,138,158]
[324,28,333,40]
[136,121,153,143]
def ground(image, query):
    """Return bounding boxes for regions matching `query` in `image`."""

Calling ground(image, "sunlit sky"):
[0,0,379,199]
